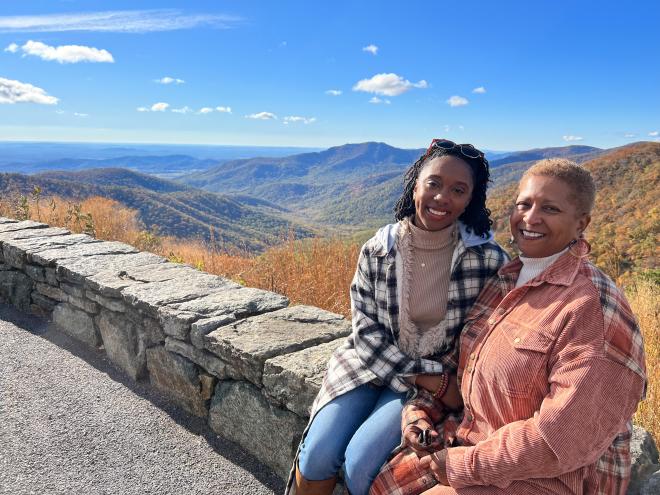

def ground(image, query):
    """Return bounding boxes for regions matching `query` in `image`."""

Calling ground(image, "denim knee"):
[297,428,345,480]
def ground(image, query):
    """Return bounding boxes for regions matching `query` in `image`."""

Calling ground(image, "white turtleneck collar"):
[515,247,569,288]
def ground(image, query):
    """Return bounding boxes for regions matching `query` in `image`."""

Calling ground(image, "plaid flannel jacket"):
[284,221,507,495]
[373,239,647,495]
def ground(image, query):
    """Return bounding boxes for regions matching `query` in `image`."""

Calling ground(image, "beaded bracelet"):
[432,372,449,401]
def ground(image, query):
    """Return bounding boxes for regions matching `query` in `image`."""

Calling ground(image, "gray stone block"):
[85,262,192,298]
[86,290,126,312]
[146,346,209,417]
[97,309,146,380]
[169,286,289,320]
[263,337,346,417]
[0,220,47,234]
[53,302,100,347]
[35,282,67,302]
[24,264,46,282]
[67,294,99,314]
[0,227,71,269]
[204,305,350,386]
[56,252,165,284]
[629,426,660,495]
[0,270,33,311]
[209,381,307,480]
[157,308,200,340]
[165,337,230,379]
[60,282,84,298]
[190,315,236,349]
[122,269,240,317]
[30,291,58,312]
[641,469,660,495]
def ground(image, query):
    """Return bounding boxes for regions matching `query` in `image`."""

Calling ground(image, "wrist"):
[431,373,449,401]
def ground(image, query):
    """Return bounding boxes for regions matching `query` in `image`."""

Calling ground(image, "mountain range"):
[1,141,656,260]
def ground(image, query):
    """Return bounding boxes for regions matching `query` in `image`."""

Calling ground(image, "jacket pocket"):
[486,321,554,399]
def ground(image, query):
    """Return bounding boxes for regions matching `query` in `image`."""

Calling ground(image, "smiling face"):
[510,174,591,258]
[413,155,474,231]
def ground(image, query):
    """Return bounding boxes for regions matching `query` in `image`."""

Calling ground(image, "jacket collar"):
[498,238,590,288]
[374,220,494,257]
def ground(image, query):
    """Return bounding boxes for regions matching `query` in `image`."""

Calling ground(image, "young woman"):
[371,159,647,495]
[285,139,508,495]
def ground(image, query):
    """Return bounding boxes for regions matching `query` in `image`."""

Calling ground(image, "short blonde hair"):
[521,158,596,215]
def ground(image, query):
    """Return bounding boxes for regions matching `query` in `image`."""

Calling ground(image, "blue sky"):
[0,0,658,151]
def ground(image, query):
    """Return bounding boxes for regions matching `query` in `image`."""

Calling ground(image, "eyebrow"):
[426,174,471,187]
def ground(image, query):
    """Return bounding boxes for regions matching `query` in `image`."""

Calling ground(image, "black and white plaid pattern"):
[284,223,507,494]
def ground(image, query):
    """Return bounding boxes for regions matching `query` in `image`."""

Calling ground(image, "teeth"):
[522,230,544,238]
[428,208,448,216]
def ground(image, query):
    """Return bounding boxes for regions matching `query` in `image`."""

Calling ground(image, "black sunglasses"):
[426,138,484,160]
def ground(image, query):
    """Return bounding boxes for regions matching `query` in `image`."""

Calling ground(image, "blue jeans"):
[298,384,405,495]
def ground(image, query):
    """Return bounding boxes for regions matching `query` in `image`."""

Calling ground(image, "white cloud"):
[73,112,88,117]
[246,111,277,120]
[171,106,192,114]
[563,135,584,142]
[17,40,114,63]
[283,115,316,124]
[362,44,378,55]
[151,102,169,112]
[444,124,451,132]
[55,109,65,114]
[446,95,469,107]
[369,96,390,105]
[325,89,342,96]
[649,131,659,137]
[624,133,636,138]
[458,125,465,130]
[353,73,428,97]
[198,107,214,114]
[156,76,184,84]
[472,86,486,94]
[0,10,242,33]
[215,106,231,113]
[0,77,58,104]
[4,42,18,53]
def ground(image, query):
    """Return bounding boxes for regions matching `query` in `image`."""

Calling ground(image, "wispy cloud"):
[0,77,58,104]
[472,86,486,94]
[563,135,583,142]
[283,115,316,124]
[11,40,114,63]
[649,131,659,137]
[73,112,88,117]
[325,89,342,96]
[216,106,231,113]
[369,96,390,105]
[155,76,184,85]
[362,44,378,55]
[138,102,170,112]
[0,10,242,33]
[624,133,636,138]
[246,111,277,120]
[353,73,428,97]
[171,106,193,114]
[198,107,214,114]
[446,95,468,107]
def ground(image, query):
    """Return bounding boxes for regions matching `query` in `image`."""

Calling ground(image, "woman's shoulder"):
[361,221,402,256]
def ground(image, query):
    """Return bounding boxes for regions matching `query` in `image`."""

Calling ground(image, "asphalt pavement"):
[0,303,284,495]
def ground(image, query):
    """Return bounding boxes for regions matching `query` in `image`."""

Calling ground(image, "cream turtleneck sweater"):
[396,218,457,357]
[515,247,569,287]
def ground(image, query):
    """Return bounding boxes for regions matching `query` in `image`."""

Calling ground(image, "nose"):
[523,205,542,224]
[433,188,449,203]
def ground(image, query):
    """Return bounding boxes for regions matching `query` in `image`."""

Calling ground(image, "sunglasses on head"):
[426,138,484,160]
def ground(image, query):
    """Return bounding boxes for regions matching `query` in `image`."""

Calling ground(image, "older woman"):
[370,158,647,495]
[285,140,508,495]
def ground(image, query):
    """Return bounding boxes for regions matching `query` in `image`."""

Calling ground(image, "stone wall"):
[0,218,657,492]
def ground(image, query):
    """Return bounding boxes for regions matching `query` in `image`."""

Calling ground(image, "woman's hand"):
[419,449,449,486]
[403,419,441,456]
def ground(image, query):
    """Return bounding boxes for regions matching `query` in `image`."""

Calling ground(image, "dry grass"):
[628,281,659,442]
[3,192,658,444]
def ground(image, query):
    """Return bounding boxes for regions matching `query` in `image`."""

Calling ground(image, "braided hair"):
[394,144,493,237]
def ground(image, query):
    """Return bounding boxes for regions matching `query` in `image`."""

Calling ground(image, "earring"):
[508,235,515,246]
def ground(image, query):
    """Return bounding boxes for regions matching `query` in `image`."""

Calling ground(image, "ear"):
[413,181,419,199]
[577,214,591,236]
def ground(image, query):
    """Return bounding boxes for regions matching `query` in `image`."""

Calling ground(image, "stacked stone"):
[0,218,351,479]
